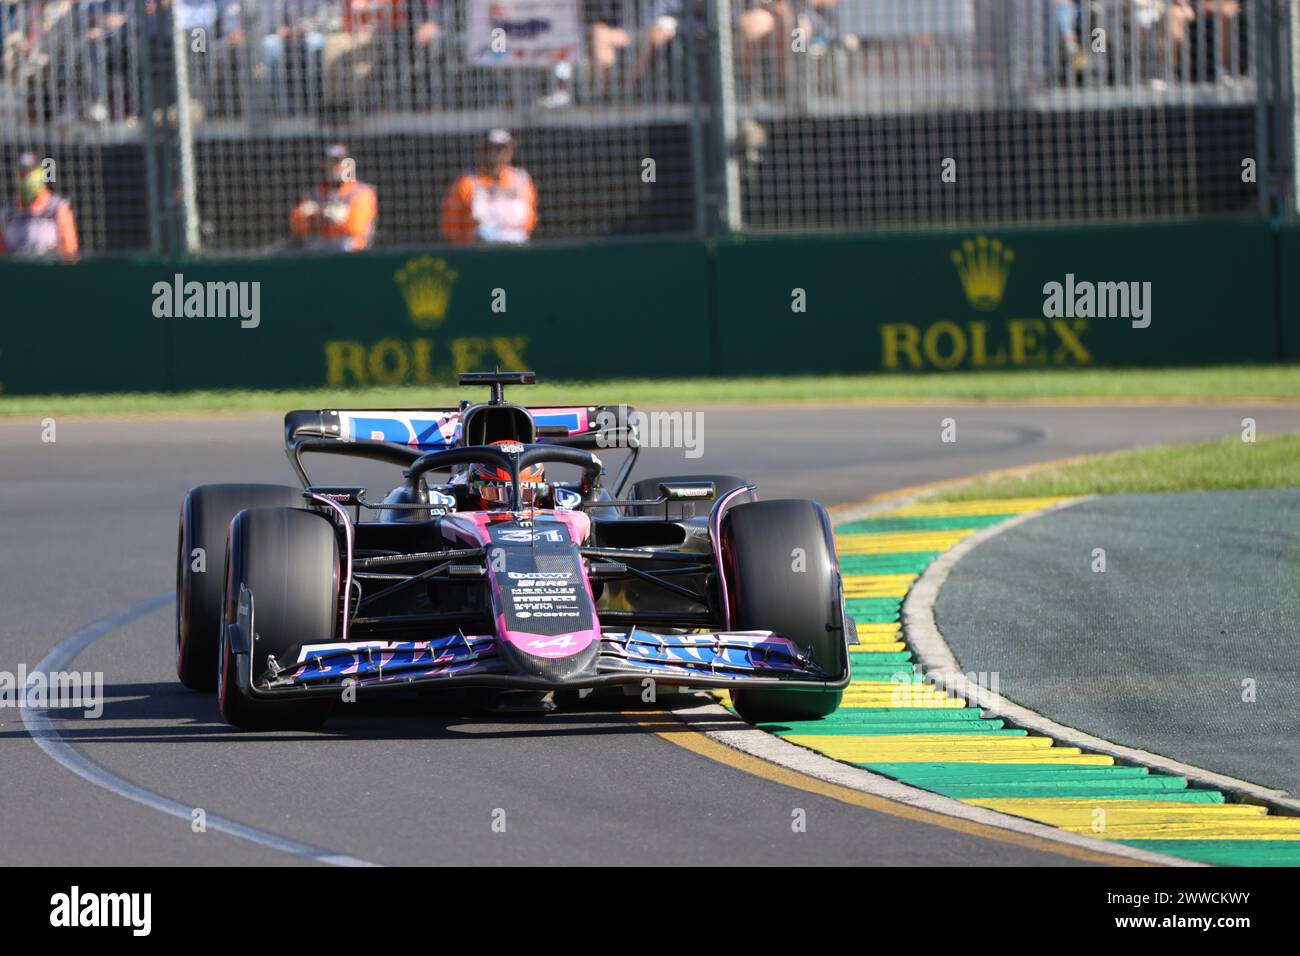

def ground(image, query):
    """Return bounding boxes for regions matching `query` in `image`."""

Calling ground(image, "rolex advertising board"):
[0,240,710,395]
[0,222,1285,396]
[714,221,1278,374]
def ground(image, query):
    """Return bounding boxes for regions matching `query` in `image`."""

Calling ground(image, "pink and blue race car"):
[175,372,851,729]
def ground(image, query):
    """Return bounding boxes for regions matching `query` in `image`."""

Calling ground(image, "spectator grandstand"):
[0,1,1276,255]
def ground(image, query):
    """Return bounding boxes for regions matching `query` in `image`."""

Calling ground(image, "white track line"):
[22,594,379,867]
[904,499,1300,815]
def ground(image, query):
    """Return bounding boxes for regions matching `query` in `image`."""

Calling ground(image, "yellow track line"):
[844,574,917,598]
[837,530,977,554]
[887,497,1075,518]
[854,622,902,639]
[1055,825,1300,840]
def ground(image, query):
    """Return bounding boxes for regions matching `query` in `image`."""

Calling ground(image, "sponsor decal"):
[394,255,457,329]
[467,0,580,66]
[323,335,530,388]
[880,235,1093,371]
[951,234,1014,311]
[554,487,582,510]
[338,411,458,447]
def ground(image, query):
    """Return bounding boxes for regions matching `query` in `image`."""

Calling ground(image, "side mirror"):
[658,481,716,502]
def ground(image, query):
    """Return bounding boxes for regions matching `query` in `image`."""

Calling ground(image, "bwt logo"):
[50,886,151,936]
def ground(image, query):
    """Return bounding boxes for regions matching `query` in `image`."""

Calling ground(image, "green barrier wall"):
[715,221,1281,375]
[0,239,711,395]
[1276,224,1300,363]
[0,221,1293,396]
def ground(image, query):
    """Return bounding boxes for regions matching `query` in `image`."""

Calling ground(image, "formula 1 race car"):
[175,372,851,729]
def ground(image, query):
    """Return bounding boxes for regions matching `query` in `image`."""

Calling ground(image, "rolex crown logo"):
[395,255,458,328]
[951,235,1014,311]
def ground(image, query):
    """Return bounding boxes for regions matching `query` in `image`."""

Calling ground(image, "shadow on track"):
[8,680,703,744]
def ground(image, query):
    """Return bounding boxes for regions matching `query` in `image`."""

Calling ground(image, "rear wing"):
[283,405,642,491]
[284,405,639,450]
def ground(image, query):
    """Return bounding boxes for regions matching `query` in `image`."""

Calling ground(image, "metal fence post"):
[709,0,741,234]
[1287,0,1300,218]
[685,3,709,238]
[171,11,200,254]
[133,0,162,255]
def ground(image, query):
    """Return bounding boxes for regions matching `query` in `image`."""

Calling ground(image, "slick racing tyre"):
[218,507,337,730]
[722,499,849,723]
[176,483,302,691]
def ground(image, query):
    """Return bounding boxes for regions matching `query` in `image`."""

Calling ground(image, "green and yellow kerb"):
[732,497,1300,867]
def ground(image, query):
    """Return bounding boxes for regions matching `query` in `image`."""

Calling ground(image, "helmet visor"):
[473,480,542,510]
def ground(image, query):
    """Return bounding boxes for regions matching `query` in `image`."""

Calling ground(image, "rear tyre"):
[722,499,849,724]
[630,474,752,518]
[218,507,338,730]
[176,483,302,690]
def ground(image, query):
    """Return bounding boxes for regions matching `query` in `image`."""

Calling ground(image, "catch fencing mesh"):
[0,1,155,252]
[175,0,702,253]
[731,0,1262,231]
[0,0,1286,256]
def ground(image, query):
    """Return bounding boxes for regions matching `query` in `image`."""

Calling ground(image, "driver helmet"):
[467,440,545,510]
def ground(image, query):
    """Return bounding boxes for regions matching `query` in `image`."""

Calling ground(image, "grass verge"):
[2,365,1300,418]
[938,433,1300,500]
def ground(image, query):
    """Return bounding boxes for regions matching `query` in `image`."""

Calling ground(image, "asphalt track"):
[4,403,1300,866]
[936,489,1300,799]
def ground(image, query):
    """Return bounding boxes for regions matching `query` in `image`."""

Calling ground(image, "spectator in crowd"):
[1166,0,1196,76]
[290,143,377,251]
[1201,0,1243,81]
[76,1,132,122]
[175,0,247,119]
[441,128,537,245]
[1160,1,1245,83]
[537,2,631,109]
[257,1,336,115]
[633,0,693,82]
[1051,0,1089,76]
[1128,1,1166,83]
[585,0,630,82]
[736,0,839,94]
[0,151,79,262]
[323,0,439,120]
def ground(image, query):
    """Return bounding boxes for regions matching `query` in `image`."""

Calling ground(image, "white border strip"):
[904,499,1300,815]
[23,594,380,867]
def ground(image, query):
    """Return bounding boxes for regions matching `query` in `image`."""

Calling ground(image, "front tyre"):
[176,483,302,690]
[218,507,338,730]
[722,499,849,723]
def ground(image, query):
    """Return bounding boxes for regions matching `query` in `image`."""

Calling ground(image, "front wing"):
[251,630,848,699]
